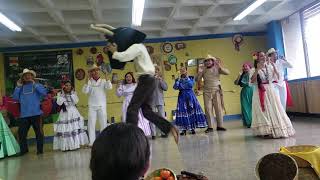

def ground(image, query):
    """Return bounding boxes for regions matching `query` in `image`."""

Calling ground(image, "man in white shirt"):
[82,64,112,146]
[267,48,293,109]
[90,24,178,143]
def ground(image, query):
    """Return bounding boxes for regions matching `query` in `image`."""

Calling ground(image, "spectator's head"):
[90,123,150,180]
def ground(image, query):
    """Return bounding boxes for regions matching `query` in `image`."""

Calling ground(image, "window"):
[282,13,307,80]
[281,1,320,80]
[302,2,320,77]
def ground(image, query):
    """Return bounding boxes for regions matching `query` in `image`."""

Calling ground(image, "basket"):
[280,145,319,168]
[145,168,177,180]
[255,153,298,180]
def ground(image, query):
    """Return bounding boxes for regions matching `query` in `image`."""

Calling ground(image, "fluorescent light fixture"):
[132,0,145,26]
[233,0,267,21]
[0,12,22,31]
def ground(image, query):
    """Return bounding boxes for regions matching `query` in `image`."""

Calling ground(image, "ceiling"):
[0,0,315,47]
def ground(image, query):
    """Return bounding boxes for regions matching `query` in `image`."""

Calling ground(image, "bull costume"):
[196,55,230,133]
[90,24,179,143]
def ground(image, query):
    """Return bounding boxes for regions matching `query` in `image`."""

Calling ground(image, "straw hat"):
[267,48,277,55]
[88,64,100,72]
[20,68,36,77]
[205,54,217,61]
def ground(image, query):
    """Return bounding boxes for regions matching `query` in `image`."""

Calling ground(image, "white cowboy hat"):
[20,68,36,77]
[88,64,100,72]
[267,48,277,55]
[205,54,217,61]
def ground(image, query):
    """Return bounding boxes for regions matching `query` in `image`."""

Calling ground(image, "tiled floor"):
[1,116,320,180]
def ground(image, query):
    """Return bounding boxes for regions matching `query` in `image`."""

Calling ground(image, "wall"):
[0,34,267,138]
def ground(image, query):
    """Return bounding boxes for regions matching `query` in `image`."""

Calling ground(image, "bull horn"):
[90,24,114,36]
[94,24,116,30]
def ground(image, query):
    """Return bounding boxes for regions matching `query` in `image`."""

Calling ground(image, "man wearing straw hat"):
[267,48,293,109]
[196,55,230,133]
[90,24,179,143]
[82,64,112,146]
[13,68,47,155]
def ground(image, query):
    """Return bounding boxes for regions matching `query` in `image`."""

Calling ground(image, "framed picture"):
[187,59,197,67]
[197,58,205,65]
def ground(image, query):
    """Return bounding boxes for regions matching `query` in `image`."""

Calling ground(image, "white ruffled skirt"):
[251,84,295,138]
[53,106,89,151]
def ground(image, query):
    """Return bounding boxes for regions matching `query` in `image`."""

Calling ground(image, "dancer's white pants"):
[88,106,107,145]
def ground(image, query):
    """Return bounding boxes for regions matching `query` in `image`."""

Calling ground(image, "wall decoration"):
[164,61,171,71]
[162,42,173,53]
[146,46,154,54]
[96,53,104,66]
[168,54,177,65]
[175,42,186,50]
[187,59,197,67]
[57,54,69,65]
[9,57,19,66]
[171,75,175,80]
[90,47,97,54]
[86,56,94,65]
[232,34,244,51]
[75,68,85,80]
[197,58,205,65]
[76,48,83,55]
[180,62,184,67]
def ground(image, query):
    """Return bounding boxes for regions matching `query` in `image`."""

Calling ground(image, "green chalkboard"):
[4,50,73,95]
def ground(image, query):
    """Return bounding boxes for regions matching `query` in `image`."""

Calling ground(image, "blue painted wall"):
[267,20,285,56]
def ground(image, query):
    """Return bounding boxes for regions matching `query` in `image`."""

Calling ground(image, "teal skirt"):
[0,112,20,158]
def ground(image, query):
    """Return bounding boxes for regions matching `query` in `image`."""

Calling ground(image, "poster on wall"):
[3,50,74,127]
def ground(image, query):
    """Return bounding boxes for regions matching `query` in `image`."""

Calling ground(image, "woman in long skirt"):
[0,112,20,158]
[250,52,295,138]
[174,67,207,135]
[234,62,254,128]
[116,72,151,137]
[53,81,89,151]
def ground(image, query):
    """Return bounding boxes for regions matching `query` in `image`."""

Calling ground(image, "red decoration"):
[41,98,52,117]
